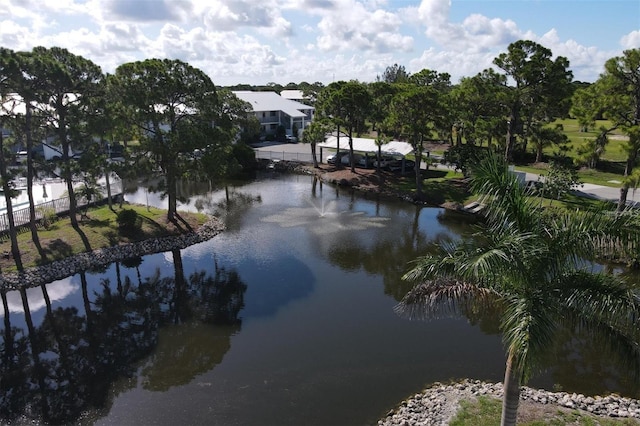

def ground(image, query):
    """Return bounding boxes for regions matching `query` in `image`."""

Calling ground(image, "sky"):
[1,0,639,87]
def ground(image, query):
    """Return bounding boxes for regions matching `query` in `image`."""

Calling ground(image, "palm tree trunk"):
[501,353,521,426]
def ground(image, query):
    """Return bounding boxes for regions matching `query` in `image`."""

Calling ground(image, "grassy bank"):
[0,204,209,272]
[450,396,639,425]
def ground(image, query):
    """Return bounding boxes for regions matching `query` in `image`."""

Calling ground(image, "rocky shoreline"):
[378,379,640,425]
[0,216,224,291]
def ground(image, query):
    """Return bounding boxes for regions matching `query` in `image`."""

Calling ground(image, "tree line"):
[301,41,640,210]
[0,47,258,272]
[1,40,639,272]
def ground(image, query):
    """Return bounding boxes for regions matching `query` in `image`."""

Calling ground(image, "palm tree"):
[75,181,103,220]
[396,153,640,426]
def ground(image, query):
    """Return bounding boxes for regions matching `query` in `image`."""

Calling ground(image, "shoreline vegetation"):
[0,203,224,289]
[2,169,639,425]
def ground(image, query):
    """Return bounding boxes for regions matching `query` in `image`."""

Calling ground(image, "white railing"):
[255,150,315,163]
[0,179,123,232]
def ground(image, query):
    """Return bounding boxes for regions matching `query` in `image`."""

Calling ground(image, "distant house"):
[279,90,305,102]
[233,91,314,138]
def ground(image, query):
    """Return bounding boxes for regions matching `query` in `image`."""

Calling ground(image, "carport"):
[318,136,414,167]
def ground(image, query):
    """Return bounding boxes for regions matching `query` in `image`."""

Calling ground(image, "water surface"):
[1,173,636,425]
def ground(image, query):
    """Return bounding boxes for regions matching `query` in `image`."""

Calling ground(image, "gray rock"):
[378,379,640,426]
[0,217,224,290]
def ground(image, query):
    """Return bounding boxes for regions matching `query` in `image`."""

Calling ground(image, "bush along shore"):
[378,380,640,425]
[0,217,224,291]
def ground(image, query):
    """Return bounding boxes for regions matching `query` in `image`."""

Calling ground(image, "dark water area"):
[1,173,637,425]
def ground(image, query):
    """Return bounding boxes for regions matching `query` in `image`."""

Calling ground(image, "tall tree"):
[301,119,330,168]
[316,81,371,171]
[316,81,347,168]
[570,83,615,169]
[377,63,410,84]
[31,47,104,231]
[493,40,573,161]
[13,50,50,259]
[367,81,397,134]
[410,69,453,143]
[113,59,218,221]
[596,48,640,210]
[332,81,371,172]
[397,153,640,426]
[450,69,507,147]
[387,84,440,198]
[0,48,23,270]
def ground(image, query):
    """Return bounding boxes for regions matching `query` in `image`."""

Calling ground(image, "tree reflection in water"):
[0,255,247,425]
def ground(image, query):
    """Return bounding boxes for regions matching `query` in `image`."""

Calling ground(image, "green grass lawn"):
[0,203,209,272]
[450,396,640,425]
[514,164,625,187]
[551,118,629,163]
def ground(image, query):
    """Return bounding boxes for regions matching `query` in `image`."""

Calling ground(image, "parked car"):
[357,155,371,168]
[388,158,415,173]
[372,155,396,169]
[341,153,363,166]
[286,135,298,143]
[326,151,349,164]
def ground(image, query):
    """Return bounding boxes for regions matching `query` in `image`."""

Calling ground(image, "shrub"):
[116,209,141,234]
[37,206,57,229]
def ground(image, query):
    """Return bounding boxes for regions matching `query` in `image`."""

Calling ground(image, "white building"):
[233,91,314,138]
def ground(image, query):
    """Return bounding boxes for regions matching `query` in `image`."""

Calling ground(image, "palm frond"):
[394,277,502,321]
[470,153,543,232]
[558,271,640,327]
[546,271,640,380]
[501,293,559,381]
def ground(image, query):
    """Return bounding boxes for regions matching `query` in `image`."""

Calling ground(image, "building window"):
[270,111,276,117]
[270,124,277,130]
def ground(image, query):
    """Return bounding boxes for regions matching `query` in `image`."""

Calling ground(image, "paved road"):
[252,142,640,205]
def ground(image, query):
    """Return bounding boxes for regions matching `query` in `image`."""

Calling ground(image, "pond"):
[1,173,637,425]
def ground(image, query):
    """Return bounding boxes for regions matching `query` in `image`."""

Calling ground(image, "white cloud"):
[0,278,78,316]
[0,20,34,50]
[621,30,640,49]
[202,0,293,38]
[534,29,616,82]
[99,0,191,23]
[0,0,635,85]
[415,0,525,52]
[409,47,497,83]
[314,0,413,53]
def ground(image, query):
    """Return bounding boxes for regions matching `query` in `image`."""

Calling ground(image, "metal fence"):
[255,150,315,163]
[0,179,123,232]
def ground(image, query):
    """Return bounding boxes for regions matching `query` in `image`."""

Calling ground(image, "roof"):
[319,136,414,157]
[280,90,305,100]
[233,91,313,118]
